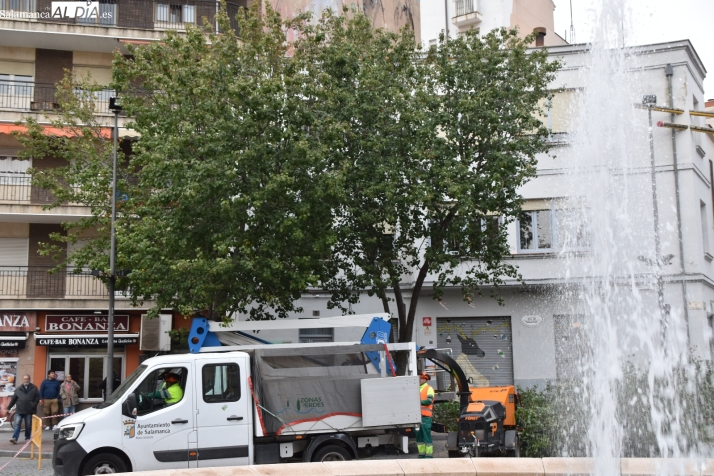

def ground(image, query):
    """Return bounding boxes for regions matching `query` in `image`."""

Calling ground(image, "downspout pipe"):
[666,63,690,344]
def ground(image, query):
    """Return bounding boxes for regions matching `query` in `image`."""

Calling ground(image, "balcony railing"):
[1,0,246,33]
[0,80,115,113]
[454,0,477,17]
[0,266,114,299]
[0,174,85,204]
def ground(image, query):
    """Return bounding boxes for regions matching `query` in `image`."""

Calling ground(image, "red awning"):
[0,123,112,138]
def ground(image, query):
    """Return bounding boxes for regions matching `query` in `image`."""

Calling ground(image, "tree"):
[17,5,339,320]
[295,20,559,345]
[18,5,557,335]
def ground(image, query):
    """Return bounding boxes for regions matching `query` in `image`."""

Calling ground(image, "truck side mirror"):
[122,393,137,418]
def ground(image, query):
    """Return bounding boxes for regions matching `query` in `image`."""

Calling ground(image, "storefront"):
[0,311,34,419]
[33,313,143,408]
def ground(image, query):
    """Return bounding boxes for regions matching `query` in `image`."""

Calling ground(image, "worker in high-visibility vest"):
[417,371,435,458]
[147,372,183,405]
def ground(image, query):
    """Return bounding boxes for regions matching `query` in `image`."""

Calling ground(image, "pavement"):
[0,424,55,458]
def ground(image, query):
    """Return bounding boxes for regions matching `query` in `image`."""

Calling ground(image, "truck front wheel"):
[312,444,352,462]
[82,453,128,475]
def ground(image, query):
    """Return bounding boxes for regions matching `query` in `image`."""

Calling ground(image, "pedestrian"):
[59,374,81,416]
[8,375,39,444]
[417,371,435,458]
[38,370,61,430]
[98,372,121,401]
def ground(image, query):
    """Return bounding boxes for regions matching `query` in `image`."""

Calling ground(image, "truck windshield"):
[95,364,148,409]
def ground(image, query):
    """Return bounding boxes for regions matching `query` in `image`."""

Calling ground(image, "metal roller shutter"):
[436,316,514,387]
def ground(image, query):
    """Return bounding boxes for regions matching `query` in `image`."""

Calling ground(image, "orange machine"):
[468,385,517,427]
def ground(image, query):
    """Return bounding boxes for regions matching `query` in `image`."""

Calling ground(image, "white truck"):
[52,315,422,475]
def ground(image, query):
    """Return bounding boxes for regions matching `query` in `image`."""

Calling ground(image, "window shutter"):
[0,238,29,266]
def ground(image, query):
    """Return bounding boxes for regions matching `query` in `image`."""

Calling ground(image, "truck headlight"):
[57,423,84,441]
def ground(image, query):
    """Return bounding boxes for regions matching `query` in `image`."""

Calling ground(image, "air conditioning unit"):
[140,314,172,351]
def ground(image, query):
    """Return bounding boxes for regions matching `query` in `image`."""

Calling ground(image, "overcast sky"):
[552,0,714,98]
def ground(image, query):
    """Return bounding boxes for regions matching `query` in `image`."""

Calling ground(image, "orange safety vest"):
[420,383,434,418]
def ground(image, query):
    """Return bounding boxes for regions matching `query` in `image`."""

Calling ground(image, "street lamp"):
[107,96,122,396]
[642,94,669,345]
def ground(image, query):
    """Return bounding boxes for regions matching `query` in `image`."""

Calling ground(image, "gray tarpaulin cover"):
[251,344,388,434]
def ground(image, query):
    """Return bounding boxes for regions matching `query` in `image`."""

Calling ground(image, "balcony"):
[0,79,114,114]
[452,0,481,29]
[0,0,246,33]
[0,266,112,299]
[0,174,85,204]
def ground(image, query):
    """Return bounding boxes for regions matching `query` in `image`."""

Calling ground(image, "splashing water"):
[551,0,709,473]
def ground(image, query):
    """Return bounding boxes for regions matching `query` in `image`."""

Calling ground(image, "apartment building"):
[420,0,567,50]
[256,39,714,390]
[0,0,255,414]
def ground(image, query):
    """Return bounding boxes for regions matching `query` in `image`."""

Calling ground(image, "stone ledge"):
[131,457,714,476]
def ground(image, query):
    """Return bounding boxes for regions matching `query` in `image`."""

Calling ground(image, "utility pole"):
[107,96,122,396]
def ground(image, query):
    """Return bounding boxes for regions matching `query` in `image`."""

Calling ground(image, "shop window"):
[202,364,240,403]
[133,366,187,416]
[48,354,123,401]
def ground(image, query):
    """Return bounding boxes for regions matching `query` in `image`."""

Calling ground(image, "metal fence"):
[454,0,477,17]
[0,80,115,114]
[0,174,66,203]
[0,266,110,298]
[1,0,245,33]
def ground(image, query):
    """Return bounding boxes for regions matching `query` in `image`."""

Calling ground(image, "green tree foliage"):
[295,18,558,343]
[17,5,557,325]
[18,5,338,320]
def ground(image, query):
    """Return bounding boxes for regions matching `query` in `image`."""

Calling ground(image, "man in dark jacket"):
[8,374,39,444]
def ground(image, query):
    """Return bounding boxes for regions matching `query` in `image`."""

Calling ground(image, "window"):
[0,156,30,174]
[445,216,501,256]
[48,354,123,401]
[517,202,590,253]
[693,96,702,149]
[133,366,187,415]
[299,328,333,343]
[518,210,552,251]
[0,0,36,13]
[0,238,28,266]
[156,4,195,25]
[701,201,710,256]
[202,363,240,403]
[0,75,32,110]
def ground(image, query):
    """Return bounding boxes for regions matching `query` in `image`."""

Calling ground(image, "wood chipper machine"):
[417,348,519,457]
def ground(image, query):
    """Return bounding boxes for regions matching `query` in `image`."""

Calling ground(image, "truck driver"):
[146,372,183,405]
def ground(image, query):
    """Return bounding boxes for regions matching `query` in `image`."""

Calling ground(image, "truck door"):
[195,357,251,467]
[122,364,195,471]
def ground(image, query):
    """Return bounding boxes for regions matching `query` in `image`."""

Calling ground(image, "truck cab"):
[53,352,253,475]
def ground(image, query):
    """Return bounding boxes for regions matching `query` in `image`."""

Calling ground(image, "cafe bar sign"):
[0,312,36,332]
[45,315,129,333]
[36,335,139,347]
